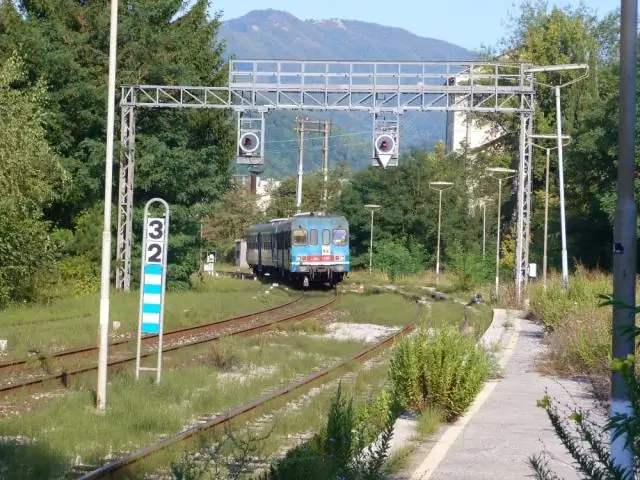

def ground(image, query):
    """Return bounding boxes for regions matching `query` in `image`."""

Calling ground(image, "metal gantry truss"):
[116,60,536,303]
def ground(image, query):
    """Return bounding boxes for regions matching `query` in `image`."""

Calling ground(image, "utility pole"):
[610,0,637,473]
[295,117,331,213]
[96,0,120,412]
[322,120,332,210]
[530,134,571,290]
[295,117,305,213]
[486,167,517,299]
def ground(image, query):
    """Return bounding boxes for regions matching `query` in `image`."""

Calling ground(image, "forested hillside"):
[0,0,633,310]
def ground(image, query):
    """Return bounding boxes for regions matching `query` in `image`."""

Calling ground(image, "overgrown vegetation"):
[0,277,294,359]
[529,267,614,399]
[389,326,491,421]
[259,383,400,480]
[529,302,640,479]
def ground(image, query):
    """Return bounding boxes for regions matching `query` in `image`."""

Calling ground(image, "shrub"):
[372,240,423,282]
[390,326,491,421]
[445,241,492,292]
[262,383,399,480]
[57,255,100,296]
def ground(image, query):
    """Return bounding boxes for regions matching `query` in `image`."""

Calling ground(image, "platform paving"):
[394,311,600,480]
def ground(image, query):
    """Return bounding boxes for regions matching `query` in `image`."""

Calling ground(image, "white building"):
[445,75,507,154]
[444,74,509,213]
[255,177,281,212]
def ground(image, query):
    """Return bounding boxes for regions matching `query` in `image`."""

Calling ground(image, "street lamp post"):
[364,204,381,275]
[96,0,120,412]
[428,182,454,281]
[530,134,571,290]
[525,64,589,291]
[486,167,516,299]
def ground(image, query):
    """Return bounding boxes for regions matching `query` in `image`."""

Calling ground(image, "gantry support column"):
[515,110,534,303]
[116,105,135,292]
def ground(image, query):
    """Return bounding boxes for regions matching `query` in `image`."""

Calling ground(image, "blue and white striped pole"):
[141,264,164,334]
[135,198,170,384]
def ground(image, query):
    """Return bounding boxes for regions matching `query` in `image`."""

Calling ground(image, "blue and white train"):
[245,212,350,287]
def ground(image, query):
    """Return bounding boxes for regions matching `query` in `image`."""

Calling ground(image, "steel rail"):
[0,296,334,398]
[78,304,420,480]
[0,295,303,376]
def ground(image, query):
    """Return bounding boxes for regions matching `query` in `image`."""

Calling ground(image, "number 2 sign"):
[136,198,170,384]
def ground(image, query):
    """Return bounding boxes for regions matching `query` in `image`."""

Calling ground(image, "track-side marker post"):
[135,198,170,384]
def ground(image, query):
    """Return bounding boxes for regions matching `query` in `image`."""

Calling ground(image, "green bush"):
[530,268,610,332]
[372,240,423,282]
[57,255,100,296]
[261,383,399,480]
[445,241,492,292]
[389,326,491,421]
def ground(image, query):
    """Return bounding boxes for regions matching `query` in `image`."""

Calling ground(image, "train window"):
[333,229,348,245]
[293,229,307,245]
[310,229,318,245]
[322,229,330,245]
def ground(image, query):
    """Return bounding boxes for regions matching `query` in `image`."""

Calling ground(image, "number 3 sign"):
[136,198,170,384]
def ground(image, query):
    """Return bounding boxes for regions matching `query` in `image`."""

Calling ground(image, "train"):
[245,212,350,288]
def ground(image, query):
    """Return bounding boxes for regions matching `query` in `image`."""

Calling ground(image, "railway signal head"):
[375,134,395,155]
[239,132,260,154]
[374,134,396,168]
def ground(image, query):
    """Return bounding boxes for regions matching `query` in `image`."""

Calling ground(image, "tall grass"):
[527,266,629,389]
[0,277,292,359]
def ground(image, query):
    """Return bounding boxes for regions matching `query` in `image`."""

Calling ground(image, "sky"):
[210,0,618,51]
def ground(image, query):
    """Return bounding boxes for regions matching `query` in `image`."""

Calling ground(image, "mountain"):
[220,9,476,61]
[219,9,480,178]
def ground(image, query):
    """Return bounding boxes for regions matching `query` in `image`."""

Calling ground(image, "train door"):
[257,232,262,272]
[309,228,319,255]
[279,232,285,269]
[322,229,331,257]
[272,232,278,269]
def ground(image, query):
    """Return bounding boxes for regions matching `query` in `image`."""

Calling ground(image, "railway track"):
[0,296,303,379]
[0,295,337,398]
[77,304,420,480]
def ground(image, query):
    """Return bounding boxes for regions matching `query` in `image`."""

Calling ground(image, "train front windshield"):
[333,229,348,245]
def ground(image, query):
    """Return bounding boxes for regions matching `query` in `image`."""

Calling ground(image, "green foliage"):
[265,165,350,219]
[389,326,491,421]
[0,0,235,296]
[330,149,485,275]
[529,294,640,479]
[0,52,68,307]
[371,240,423,282]
[530,352,640,480]
[446,241,492,291]
[56,255,100,296]
[261,383,399,480]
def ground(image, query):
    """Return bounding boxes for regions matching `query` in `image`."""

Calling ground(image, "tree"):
[492,0,624,270]
[0,52,68,305]
[0,1,236,289]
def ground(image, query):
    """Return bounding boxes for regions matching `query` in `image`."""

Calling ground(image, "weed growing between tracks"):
[0,278,292,360]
